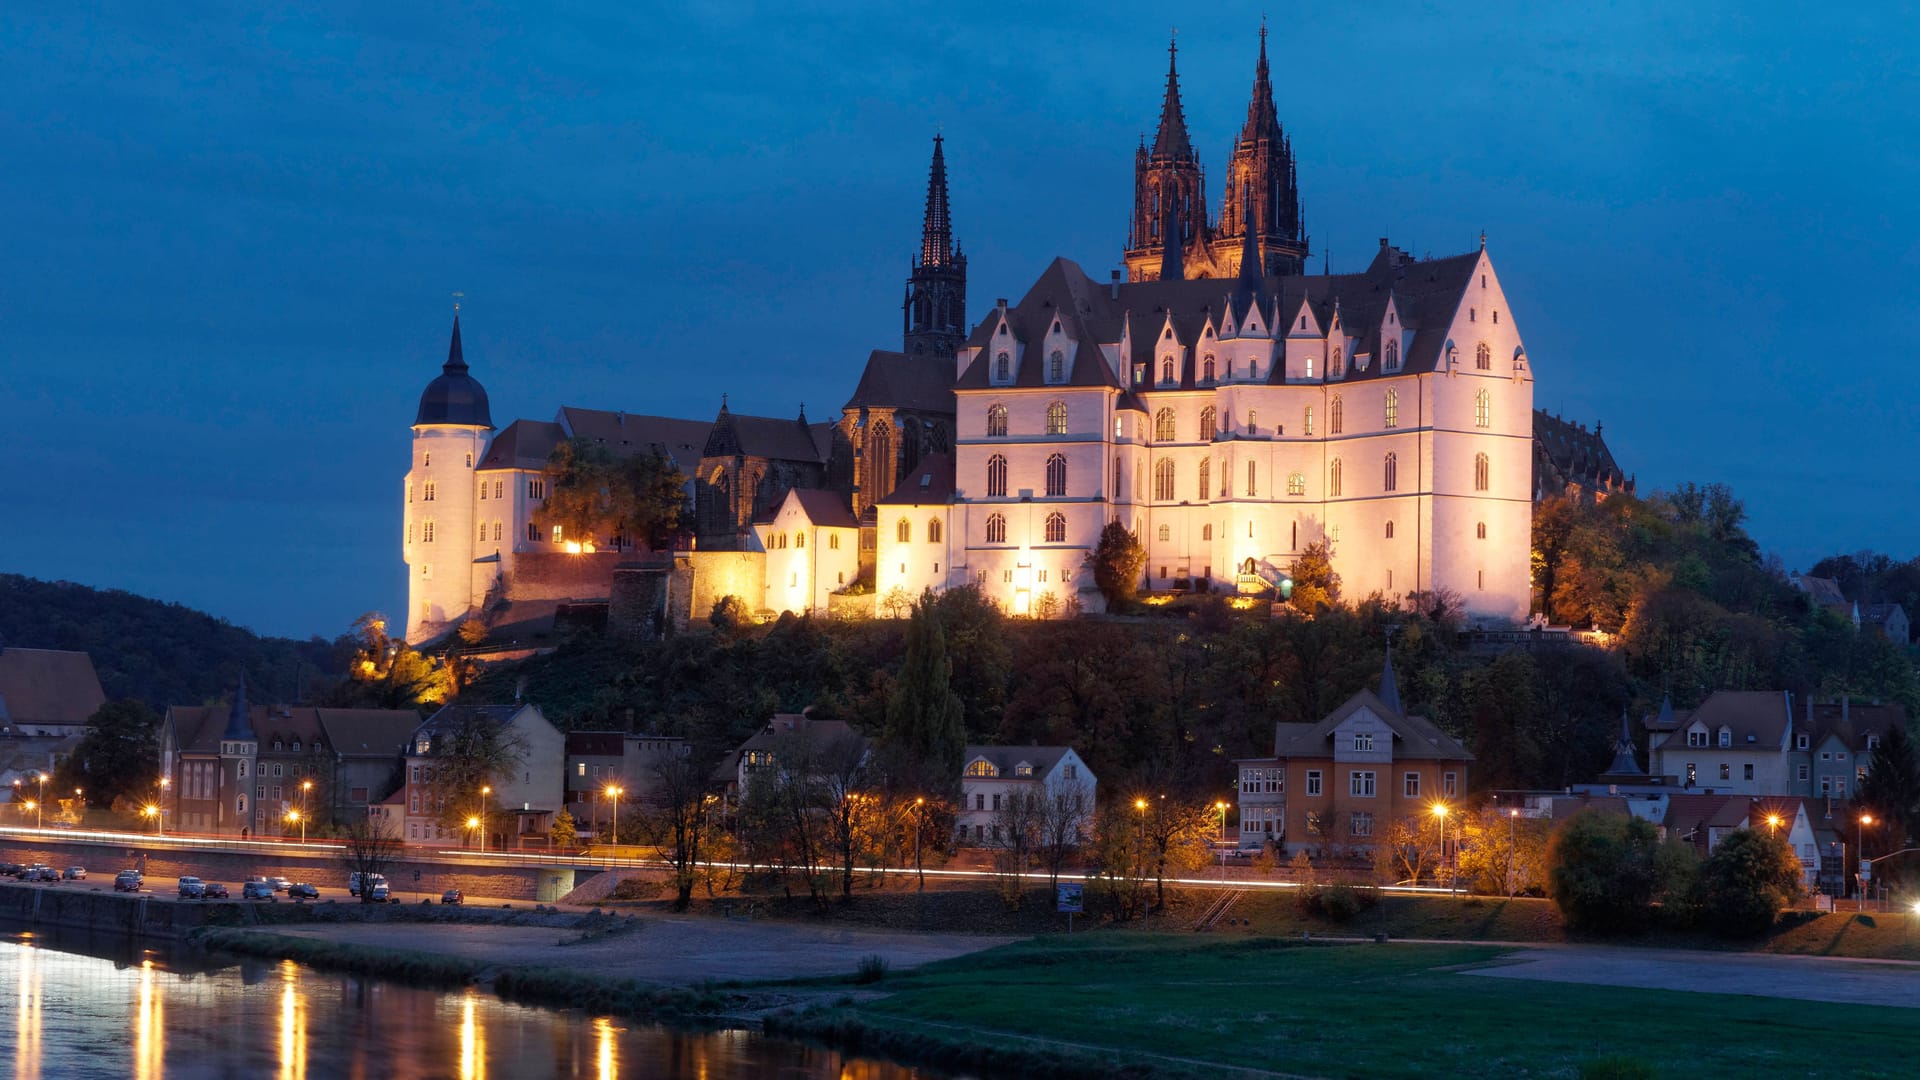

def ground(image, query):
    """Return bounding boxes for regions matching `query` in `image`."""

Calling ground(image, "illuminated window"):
[493,522,501,541]
[987,404,1008,437]
[1154,409,1176,442]
[1158,525,1170,541]
[987,455,1008,497]
[494,480,504,498]
[423,481,436,501]
[1045,454,1067,497]
[829,534,840,550]
[422,521,435,543]
[1049,350,1065,381]
[478,522,486,543]
[1330,458,1343,497]
[1154,459,1175,501]
[897,519,911,543]
[1383,452,1397,492]
[965,759,997,778]
[552,525,564,544]
[1246,460,1257,497]
[1045,513,1066,543]
[1475,389,1490,429]
[477,482,486,500]
[1474,453,1490,492]
[1197,457,1210,501]
[1287,472,1306,496]
[795,531,805,549]
[423,453,430,467]
[1476,342,1491,371]
[1047,401,1068,435]
[986,513,1007,543]
[995,352,1010,380]
[1330,395,1343,434]
[1476,521,1487,539]
[1200,406,1216,437]
[929,518,942,543]
[1384,389,1399,428]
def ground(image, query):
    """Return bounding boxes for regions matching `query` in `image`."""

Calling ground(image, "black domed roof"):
[414,315,493,427]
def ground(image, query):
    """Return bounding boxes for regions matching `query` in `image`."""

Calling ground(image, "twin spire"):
[1151,37,1194,160]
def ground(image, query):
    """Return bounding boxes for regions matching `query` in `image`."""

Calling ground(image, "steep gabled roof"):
[705,406,832,463]
[876,453,956,506]
[0,648,106,729]
[477,419,566,471]
[314,708,421,760]
[559,408,712,476]
[785,487,861,528]
[962,744,1083,779]
[1271,689,1472,762]
[843,350,957,414]
[1684,691,1793,747]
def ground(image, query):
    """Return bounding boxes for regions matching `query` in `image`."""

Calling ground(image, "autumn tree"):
[1455,807,1552,896]
[1287,540,1340,613]
[325,612,451,710]
[549,808,579,849]
[532,437,687,550]
[1084,521,1147,608]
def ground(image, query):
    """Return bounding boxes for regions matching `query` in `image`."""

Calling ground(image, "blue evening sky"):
[2,3,1915,638]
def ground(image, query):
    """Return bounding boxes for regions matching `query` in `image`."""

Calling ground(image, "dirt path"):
[1467,944,1920,1007]
[269,914,1020,984]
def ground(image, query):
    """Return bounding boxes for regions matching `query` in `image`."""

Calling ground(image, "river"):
[0,924,947,1079]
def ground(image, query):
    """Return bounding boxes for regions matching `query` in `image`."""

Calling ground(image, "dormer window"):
[1161,358,1175,383]
[1718,730,1732,748]
[1015,762,1033,777]
[1867,735,1881,750]
[1353,732,1374,752]
[965,759,998,778]
[1049,350,1065,381]
[1796,733,1809,750]
[995,352,1010,380]
[1688,730,1708,748]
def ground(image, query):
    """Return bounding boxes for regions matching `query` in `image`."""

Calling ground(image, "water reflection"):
[0,925,948,1078]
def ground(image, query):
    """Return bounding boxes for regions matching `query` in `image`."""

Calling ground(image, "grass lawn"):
[832,935,1916,1078]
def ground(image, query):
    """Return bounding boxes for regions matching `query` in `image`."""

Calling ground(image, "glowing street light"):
[24,800,39,829]
[1431,803,1453,895]
[144,804,163,835]
[1858,813,1876,904]
[1766,813,1782,836]
[474,785,493,853]
[913,796,926,891]
[604,785,625,849]
[286,808,305,843]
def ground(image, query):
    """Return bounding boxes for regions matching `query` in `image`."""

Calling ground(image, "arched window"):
[1384,389,1399,428]
[1202,355,1216,382]
[1161,358,1175,383]
[1045,513,1066,543]
[1476,522,1487,540]
[1202,523,1212,540]
[478,521,486,543]
[1384,452,1398,492]
[987,404,1008,437]
[995,351,1011,380]
[1246,460,1258,497]
[1200,406,1216,437]
[795,531,805,549]
[1329,458,1343,497]
[965,759,998,778]
[1157,524,1170,542]
[1049,349,1065,381]
[1385,521,1395,539]
[1113,454,1123,499]
[1154,458,1175,501]
[1332,347,1343,375]
[928,518,942,543]
[493,522,502,541]
[1197,458,1210,502]
[897,519,912,543]
[829,534,840,550]
[986,455,1008,497]
[1304,405,1315,436]
[1475,452,1490,492]
[986,513,1007,543]
[422,520,435,543]
[1045,454,1067,497]
[477,481,485,500]
[1046,401,1068,435]
[1476,342,1491,371]
[1475,389,1490,429]
[1287,472,1306,496]
[1385,340,1400,371]
[423,481,436,502]
[1154,409,1177,442]
[1330,395,1343,434]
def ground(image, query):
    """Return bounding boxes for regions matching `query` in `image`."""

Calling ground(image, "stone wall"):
[608,565,670,640]
[675,550,766,624]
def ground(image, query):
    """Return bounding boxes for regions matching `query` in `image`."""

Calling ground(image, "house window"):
[987,404,1008,437]
[529,479,546,500]
[1330,396,1343,434]
[1385,340,1399,371]
[1798,764,1810,781]
[1015,762,1034,777]
[1304,406,1315,436]
[1049,350,1065,381]
[1744,764,1754,780]
[1203,356,1216,382]
[1477,522,1487,540]
[1351,813,1373,838]
[1796,733,1809,750]
[1157,525,1170,542]
[1476,342,1491,371]
[1154,459,1175,501]
[1161,358,1174,383]
[965,759,997,777]
[1384,389,1399,428]
[423,481,436,502]
[1443,772,1458,797]
[986,513,1007,544]
[795,531,805,549]
[1385,521,1395,539]
[1689,730,1708,748]
[1155,409,1177,442]
[1045,513,1066,543]
[1719,764,1731,780]
[1475,389,1491,428]
[1403,772,1421,798]
[1474,453,1490,491]
[1867,735,1882,750]
[422,521,435,543]
[1200,406,1216,437]
[928,518,942,543]
[1202,524,1212,541]
[1198,458,1210,501]
[1045,454,1067,497]
[987,455,1008,497]
[1047,401,1068,435]
[1350,771,1376,797]
[552,525,564,544]
[829,534,840,550]
[1287,472,1305,496]
[1383,452,1398,492]
[897,519,911,543]
[1353,732,1375,752]
[1247,410,1257,433]
[1306,770,1322,796]
[1718,730,1731,748]
[494,480,504,498]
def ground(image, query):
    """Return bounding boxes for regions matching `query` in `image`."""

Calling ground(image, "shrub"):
[1547,810,1681,934]
[854,954,889,984]
[1294,882,1378,922]
[1697,827,1804,938]
[709,594,751,635]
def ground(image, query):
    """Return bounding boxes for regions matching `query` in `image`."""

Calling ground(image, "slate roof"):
[876,453,956,506]
[566,731,625,757]
[1678,691,1793,747]
[1806,701,1907,754]
[415,316,493,428]
[785,487,860,528]
[477,419,566,471]
[962,744,1080,779]
[705,407,833,463]
[1265,688,1473,762]
[167,703,417,760]
[1534,410,1631,493]
[843,350,957,414]
[314,709,422,760]
[559,408,711,477]
[0,648,106,731]
[1794,576,1849,608]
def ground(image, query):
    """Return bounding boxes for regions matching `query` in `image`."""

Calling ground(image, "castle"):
[402,33,1630,644]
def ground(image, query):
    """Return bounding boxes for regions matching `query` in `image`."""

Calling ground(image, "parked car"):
[266,877,293,893]
[28,865,58,882]
[440,889,463,905]
[0,863,22,877]
[203,882,230,899]
[242,881,276,901]
[287,883,318,900]
[61,867,86,880]
[368,881,392,902]
[114,870,144,892]
[349,872,389,897]
[177,876,206,900]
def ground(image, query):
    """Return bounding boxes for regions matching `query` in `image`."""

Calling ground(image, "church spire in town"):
[443,312,467,374]
[1151,35,1193,160]
[921,134,955,268]
[1378,638,1403,716]
[1241,23,1281,145]
[904,134,969,356]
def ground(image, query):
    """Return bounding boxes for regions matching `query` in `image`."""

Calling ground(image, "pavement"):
[1467,944,1920,1008]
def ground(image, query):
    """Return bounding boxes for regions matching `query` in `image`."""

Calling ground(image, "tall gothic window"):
[986,513,1007,543]
[1384,389,1399,428]
[1154,409,1176,442]
[1046,401,1068,435]
[1202,355,1216,382]
[1045,454,1067,497]
[995,351,1010,380]
[1476,521,1488,539]
[1385,340,1400,371]
[1385,520,1395,539]
[1475,389,1490,429]
[987,404,1008,437]
[1383,452,1398,492]
[1304,405,1315,436]
[1332,347,1343,375]
[1202,523,1212,540]
[423,481,436,502]
[1045,512,1066,543]
[422,520,435,543]
[1476,342,1491,371]
[1197,458,1210,502]
[896,519,911,543]
[1113,454,1123,500]
[1200,406,1216,437]
[1330,395,1343,434]
[1161,358,1175,384]
[1475,453,1490,492]
[928,518,942,543]
[1154,458,1175,501]
[1329,458,1343,497]
[1049,350,1065,381]
[986,454,1008,497]
[1246,461,1257,497]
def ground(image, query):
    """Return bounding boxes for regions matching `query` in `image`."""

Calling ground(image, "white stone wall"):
[404,424,492,642]
[760,502,859,615]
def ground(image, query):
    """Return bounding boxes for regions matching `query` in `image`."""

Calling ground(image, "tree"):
[710,594,751,637]
[532,438,688,550]
[1137,794,1215,910]
[1856,724,1920,850]
[1087,801,1153,921]
[1084,521,1147,608]
[1456,808,1552,896]
[52,700,159,810]
[1547,810,1669,934]
[1697,828,1803,937]
[815,732,876,903]
[418,711,530,837]
[879,593,966,797]
[339,819,402,903]
[549,808,579,849]
[638,747,719,909]
[1287,540,1340,613]
[1375,816,1443,886]
[457,618,489,647]
[1037,779,1094,892]
[987,789,1046,907]
[325,613,451,709]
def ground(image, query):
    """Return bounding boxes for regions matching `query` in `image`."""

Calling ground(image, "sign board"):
[1056,882,1084,914]
[1859,860,1872,882]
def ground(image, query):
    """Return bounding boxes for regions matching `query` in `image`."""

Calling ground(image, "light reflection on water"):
[0,927,944,1079]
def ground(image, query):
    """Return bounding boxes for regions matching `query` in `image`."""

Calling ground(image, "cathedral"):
[402,31,1625,644]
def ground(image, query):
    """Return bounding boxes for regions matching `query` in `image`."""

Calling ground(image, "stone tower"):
[903,135,968,357]
[404,313,493,643]
[216,675,257,834]
[1214,27,1307,276]
[1123,38,1212,283]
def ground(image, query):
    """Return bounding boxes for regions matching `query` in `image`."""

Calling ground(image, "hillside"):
[0,574,346,709]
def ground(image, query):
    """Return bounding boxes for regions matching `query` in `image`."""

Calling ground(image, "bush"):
[609,877,665,901]
[1697,827,1804,938]
[1547,810,1689,934]
[1294,882,1378,922]
[854,954,889,984]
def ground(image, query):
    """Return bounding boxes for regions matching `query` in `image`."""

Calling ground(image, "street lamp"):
[286,808,305,843]
[475,785,492,853]
[301,779,313,829]
[1766,814,1782,836]
[1858,813,1876,906]
[144,804,162,835]
[466,815,482,851]
[914,796,926,891]
[24,800,39,829]
[1506,808,1519,898]
[1431,804,1451,894]
[604,786,624,850]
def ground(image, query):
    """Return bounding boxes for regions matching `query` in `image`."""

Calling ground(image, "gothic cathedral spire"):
[1221,25,1308,275]
[1151,37,1193,160]
[904,134,967,357]
[1124,35,1212,283]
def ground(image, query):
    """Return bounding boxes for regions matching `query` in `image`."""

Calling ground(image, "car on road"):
[242,881,276,901]
[61,867,86,880]
[27,865,58,882]
[177,876,206,900]
[265,876,293,893]
[115,871,144,892]
[203,882,230,899]
[287,883,318,900]
[440,889,463,905]
[0,863,22,877]
[367,881,392,902]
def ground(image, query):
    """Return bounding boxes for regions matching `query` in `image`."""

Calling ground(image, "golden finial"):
[452,290,464,314]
